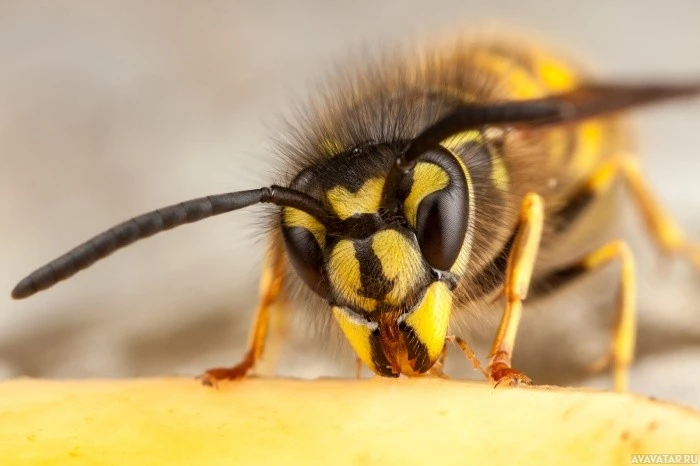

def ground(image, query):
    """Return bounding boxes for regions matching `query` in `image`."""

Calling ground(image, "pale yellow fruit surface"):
[0,377,698,465]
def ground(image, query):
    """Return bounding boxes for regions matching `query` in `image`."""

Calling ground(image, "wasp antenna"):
[11,186,330,299]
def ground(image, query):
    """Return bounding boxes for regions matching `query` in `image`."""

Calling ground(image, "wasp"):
[11,36,700,391]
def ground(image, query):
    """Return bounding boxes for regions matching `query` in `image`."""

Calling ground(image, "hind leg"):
[535,240,636,391]
[559,155,700,267]
[617,157,700,268]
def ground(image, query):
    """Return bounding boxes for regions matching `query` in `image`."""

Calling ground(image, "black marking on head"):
[395,169,414,205]
[354,238,394,301]
[331,214,385,239]
[315,143,400,193]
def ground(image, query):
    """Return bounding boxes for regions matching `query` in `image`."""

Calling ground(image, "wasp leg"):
[427,347,449,378]
[538,240,636,392]
[257,286,289,376]
[355,358,363,379]
[488,193,544,387]
[617,157,700,268]
[427,365,450,379]
[199,241,286,387]
[567,155,700,267]
[437,340,449,368]
[446,335,487,378]
[423,342,451,379]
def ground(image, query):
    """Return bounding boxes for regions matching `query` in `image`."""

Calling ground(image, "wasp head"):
[281,144,470,376]
[328,230,454,377]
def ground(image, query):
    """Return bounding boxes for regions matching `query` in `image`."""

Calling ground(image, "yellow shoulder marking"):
[470,50,543,99]
[491,153,509,192]
[532,53,578,91]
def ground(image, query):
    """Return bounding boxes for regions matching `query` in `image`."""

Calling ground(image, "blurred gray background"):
[2,1,700,407]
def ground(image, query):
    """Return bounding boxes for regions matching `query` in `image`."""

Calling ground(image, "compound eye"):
[407,148,470,271]
[415,188,467,270]
[282,209,330,299]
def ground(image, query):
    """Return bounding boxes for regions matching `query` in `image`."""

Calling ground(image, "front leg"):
[446,335,487,379]
[200,239,286,386]
[487,193,544,386]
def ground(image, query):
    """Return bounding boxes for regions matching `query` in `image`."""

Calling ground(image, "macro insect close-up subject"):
[9,34,700,393]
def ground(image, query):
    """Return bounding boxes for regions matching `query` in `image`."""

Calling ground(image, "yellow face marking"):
[371,230,423,306]
[404,282,452,361]
[326,178,385,220]
[283,208,326,249]
[403,163,450,228]
[328,239,377,312]
[332,306,376,372]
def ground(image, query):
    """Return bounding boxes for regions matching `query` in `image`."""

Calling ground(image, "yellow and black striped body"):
[9,25,699,388]
[276,38,630,377]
